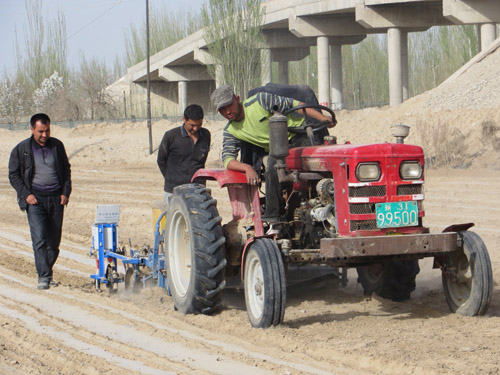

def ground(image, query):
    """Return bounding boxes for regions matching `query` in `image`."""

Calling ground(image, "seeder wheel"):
[105,264,117,293]
[124,266,142,293]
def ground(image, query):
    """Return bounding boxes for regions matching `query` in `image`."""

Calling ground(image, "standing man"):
[8,113,72,290]
[211,85,335,222]
[157,104,211,203]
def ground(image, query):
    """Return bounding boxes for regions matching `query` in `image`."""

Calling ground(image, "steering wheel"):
[282,104,336,146]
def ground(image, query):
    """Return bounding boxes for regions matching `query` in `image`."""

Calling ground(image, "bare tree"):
[76,54,116,120]
[124,5,202,68]
[202,0,265,98]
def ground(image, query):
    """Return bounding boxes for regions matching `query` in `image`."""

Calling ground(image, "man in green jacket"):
[211,85,334,222]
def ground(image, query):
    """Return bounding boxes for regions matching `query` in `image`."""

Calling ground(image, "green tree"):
[16,0,68,93]
[202,0,265,98]
[342,35,388,108]
[409,25,478,96]
[289,47,318,89]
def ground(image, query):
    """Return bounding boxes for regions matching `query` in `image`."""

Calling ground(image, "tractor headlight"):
[400,161,422,180]
[356,163,381,182]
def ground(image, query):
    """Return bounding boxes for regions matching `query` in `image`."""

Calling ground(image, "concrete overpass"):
[111,0,499,116]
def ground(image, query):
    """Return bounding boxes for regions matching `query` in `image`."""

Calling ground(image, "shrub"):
[417,120,470,168]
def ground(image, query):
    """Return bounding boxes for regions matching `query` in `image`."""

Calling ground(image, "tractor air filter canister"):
[269,112,289,159]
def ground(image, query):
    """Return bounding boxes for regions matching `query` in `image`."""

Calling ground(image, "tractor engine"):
[269,111,339,248]
[290,178,337,249]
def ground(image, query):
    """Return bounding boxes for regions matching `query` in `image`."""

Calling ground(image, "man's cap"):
[211,85,235,111]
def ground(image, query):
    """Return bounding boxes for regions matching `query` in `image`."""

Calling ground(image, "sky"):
[0,0,206,75]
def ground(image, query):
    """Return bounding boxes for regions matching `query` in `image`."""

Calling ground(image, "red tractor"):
[163,104,493,328]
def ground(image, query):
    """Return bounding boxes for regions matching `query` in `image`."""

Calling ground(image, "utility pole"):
[146,0,153,154]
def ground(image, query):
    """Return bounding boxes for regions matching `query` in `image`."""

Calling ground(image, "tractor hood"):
[286,142,424,171]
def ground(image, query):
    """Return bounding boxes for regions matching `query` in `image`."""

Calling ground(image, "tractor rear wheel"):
[356,260,420,302]
[244,238,286,328]
[442,231,492,316]
[165,184,226,314]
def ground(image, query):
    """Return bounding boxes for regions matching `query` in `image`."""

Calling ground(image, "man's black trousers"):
[26,194,64,282]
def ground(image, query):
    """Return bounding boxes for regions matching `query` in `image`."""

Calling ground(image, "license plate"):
[375,201,418,228]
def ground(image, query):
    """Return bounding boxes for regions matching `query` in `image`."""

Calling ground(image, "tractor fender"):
[193,168,266,237]
[433,222,475,269]
[442,222,475,233]
[192,168,248,187]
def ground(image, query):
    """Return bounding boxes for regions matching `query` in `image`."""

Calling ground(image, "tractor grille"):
[350,220,377,231]
[397,184,422,195]
[348,183,424,232]
[350,203,376,214]
[349,185,386,197]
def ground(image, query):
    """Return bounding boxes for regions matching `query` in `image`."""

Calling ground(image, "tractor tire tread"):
[204,216,223,231]
[244,239,286,328]
[166,183,225,315]
[200,198,218,210]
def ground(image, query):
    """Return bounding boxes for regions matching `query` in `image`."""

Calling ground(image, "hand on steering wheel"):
[283,104,337,130]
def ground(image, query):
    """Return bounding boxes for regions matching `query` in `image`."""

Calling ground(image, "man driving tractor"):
[210,84,336,222]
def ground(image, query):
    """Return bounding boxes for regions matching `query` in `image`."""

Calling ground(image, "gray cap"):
[210,85,235,111]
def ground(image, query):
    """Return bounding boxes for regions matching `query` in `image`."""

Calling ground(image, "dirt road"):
[1,143,499,375]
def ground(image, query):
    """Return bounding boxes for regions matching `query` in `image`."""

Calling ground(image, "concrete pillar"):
[317,36,330,107]
[178,81,187,115]
[401,31,409,101]
[261,49,272,85]
[330,44,343,110]
[480,23,497,51]
[278,61,289,85]
[388,27,403,106]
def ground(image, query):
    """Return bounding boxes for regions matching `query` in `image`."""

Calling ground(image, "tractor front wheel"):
[244,238,286,328]
[442,231,492,316]
[165,184,226,314]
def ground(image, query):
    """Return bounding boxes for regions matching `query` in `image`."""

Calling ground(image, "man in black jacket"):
[157,104,210,203]
[8,113,72,290]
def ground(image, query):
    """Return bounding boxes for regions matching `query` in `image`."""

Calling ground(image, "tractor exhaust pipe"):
[269,112,289,159]
[269,112,296,183]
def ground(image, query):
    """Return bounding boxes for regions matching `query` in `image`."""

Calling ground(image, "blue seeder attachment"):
[89,205,169,293]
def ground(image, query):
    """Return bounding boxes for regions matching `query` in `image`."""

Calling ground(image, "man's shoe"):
[49,280,58,287]
[37,280,50,290]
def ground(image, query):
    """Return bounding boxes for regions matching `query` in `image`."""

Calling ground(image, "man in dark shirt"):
[157,104,211,202]
[8,113,72,290]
